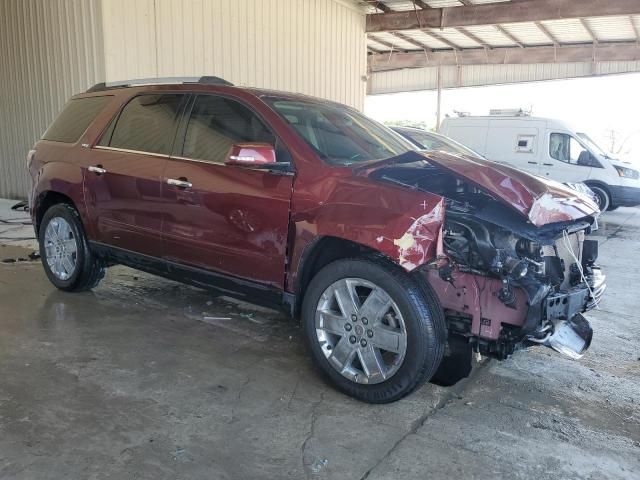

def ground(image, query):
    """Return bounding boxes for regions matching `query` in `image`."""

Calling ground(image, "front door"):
[162,94,293,289]
[541,131,592,182]
[83,93,187,257]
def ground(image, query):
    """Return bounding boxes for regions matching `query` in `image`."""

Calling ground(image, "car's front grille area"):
[542,230,585,290]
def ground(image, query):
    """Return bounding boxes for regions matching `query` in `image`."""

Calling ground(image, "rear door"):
[84,93,187,257]
[485,120,543,174]
[162,93,294,288]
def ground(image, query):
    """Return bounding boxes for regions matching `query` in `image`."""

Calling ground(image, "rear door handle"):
[88,165,106,175]
[543,163,554,166]
[527,161,538,164]
[167,178,192,189]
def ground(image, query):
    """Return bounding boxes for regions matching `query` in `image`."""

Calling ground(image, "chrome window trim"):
[169,155,294,175]
[92,145,171,158]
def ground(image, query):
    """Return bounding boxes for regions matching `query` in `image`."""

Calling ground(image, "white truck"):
[439,110,640,211]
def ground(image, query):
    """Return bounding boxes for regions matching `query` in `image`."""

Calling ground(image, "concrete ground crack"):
[359,362,490,480]
[301,391,326,477]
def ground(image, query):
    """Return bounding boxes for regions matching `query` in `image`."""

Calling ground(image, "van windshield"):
[577,132,609,158]
[263,98,412,166]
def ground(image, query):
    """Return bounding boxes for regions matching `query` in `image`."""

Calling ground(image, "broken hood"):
[356,151,599,227]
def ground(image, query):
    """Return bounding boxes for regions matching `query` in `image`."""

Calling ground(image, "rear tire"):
[39,203,105,292]
[301,257,445,403]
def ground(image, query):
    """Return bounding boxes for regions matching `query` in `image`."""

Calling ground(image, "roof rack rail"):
[86,76,233,93]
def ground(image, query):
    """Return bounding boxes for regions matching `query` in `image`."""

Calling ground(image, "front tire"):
[302,257,445,403]
[589,185,610,212]
[39,203,105,292]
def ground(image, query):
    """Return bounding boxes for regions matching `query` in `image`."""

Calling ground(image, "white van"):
[439,111,640,211]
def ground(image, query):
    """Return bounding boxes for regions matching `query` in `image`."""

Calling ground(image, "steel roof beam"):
[535,22,560,45]
[456,26,490,48]
[495,24,524,48]
[368,42,640,71]
[580,18,599,43]
[367,0,640,32]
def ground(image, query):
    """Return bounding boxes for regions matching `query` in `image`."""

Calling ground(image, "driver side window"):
[549,133,591,166]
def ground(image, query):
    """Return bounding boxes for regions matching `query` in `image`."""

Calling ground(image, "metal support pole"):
[436,65,442,131]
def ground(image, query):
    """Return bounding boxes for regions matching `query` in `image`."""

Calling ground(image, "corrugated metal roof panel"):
[588,16,636,42]
[402,29,451,49]
[375,1,423,11]
[423,0,467,7]
[501,22,549,46]
[371,32,420,50]
[435,28,481,48]
[469,0,511,4]
[463,25,518,47]
[542,19,592,44]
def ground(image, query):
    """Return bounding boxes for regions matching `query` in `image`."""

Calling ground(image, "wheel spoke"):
[333,279,359,319]
[61,256,75,275]
[54,257,64,277]
[63,239,77,254]
[46,223,59,243]
[358,345,385,382]
[359,288,392,323]
[317,310,346,336]
[371,326,403,353]
[57,219,71,239]
[329,336,357,371]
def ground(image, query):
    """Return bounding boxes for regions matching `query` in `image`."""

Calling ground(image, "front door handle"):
[88,165,106,175]
[543,163,554,166]
[167,178,192,189]
[527,161,538,164]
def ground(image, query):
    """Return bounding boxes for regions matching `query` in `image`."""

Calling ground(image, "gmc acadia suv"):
[28,77,606,403]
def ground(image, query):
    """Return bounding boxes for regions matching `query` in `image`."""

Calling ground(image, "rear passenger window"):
[42,96,111,143]
[182,95,279,164]
[100,94,184,155]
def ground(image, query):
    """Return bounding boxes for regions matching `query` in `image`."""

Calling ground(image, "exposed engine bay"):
[373,160,606,361]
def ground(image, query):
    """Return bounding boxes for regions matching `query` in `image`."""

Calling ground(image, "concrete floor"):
[0,206,638,479]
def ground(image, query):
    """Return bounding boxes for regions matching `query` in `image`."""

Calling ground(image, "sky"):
[364,72,640,164]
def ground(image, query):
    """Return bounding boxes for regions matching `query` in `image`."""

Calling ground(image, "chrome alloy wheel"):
[44,217,78,280]
[315,278,408,384]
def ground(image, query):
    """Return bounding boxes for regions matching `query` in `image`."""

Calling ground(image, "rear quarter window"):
[99,94,185,155]
[42,96,111,143]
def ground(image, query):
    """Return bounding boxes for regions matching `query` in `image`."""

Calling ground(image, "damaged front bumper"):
[422,264,606,361]
[528,267,605,359]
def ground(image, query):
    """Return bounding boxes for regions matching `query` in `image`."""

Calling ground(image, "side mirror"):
[225,143,276,167]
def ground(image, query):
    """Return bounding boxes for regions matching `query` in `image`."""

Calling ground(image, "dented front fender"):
[287,174,446,292]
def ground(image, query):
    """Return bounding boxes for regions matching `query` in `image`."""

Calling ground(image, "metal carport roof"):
[359,0,640,94]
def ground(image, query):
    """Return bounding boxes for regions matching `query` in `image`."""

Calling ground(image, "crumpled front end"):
[365,152,605,361]
[418,209,605,360]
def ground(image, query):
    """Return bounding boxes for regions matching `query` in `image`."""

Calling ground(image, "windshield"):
[263,98,412,165]
[577,132,608,157]
[395,128,483,158]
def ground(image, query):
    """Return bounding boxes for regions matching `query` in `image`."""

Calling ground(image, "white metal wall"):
[368,61,640,95]
[0,0,105,199]
[102,0,368,109]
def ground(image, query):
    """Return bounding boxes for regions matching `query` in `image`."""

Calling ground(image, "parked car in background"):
[29,78,605,403]
[439,110,640,211]
[391,126,484,158]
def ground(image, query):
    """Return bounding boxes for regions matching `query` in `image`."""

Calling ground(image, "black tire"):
[606,204,619,211]
[588,185,610,212]
[301,257,446,403]
[39,203,105,292]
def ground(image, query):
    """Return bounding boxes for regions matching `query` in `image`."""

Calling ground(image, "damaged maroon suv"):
[29,77,606,403]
